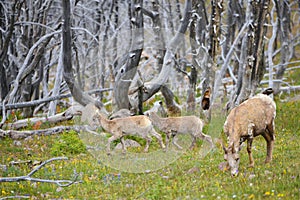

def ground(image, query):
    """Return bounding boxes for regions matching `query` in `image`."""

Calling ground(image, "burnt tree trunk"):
[187,0,199,113]
[203,0,223,117]
[62,0,102,108]
[274,0,291,94]
[143,0,192,101]
[161,85,181,116]
[113,0,144,110]
[0,1,22,100]
[236,0,270,105]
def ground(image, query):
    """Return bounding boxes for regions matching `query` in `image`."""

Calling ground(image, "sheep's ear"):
[221,142,228,154]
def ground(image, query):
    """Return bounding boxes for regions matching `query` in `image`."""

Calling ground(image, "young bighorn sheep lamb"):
[223,93,276,176]
[93,110,166,155]
[147,112,214,150]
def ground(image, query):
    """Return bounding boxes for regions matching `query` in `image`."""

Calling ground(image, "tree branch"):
[0,125,87,139]
[0,157,80,187]
[0,88,112,112]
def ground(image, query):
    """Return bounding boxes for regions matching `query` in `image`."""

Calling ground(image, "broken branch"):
[0,157,80,187]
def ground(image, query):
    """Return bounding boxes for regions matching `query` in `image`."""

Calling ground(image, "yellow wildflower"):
[277,193,284,197]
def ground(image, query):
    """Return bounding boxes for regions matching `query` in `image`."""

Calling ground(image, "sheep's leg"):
[247,138,254,167]
[189,134,197,149]
[120,137,127,154]
[172,131,183,150]
[165,131,171,149]
[265,139,274,163]
[144,135,152,152]
[196,132,214,149]
[107,134,121,155]
[150,129,166,149]
[263,124,275,163]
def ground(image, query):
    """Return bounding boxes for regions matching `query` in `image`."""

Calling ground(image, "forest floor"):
[1,95,300,199]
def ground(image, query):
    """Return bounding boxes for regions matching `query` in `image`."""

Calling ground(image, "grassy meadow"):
[0,97,300,199]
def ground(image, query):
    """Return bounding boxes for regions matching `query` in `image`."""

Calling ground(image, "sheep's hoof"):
[248,163,254,168]
[265,159,272,164]
[106,152,111,156]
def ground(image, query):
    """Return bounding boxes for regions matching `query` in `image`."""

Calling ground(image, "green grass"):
[1,99,300,199]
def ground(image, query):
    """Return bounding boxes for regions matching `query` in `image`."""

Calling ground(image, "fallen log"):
[0,125,86,139]
[2,105,83,130]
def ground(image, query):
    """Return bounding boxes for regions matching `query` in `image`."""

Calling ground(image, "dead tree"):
[274,0,292,94]
[235,0,270,105]
[113,0,144,110]
[62,0,102,109]
[143,0,192,101]
[202,0,223,117]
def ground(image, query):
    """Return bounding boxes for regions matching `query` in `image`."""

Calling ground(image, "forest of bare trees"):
[0,0,300,128]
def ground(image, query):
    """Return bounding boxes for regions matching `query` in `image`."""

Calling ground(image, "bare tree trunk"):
[100,1,115,101]
[113,0,144,110]
[62,0,102,108]
[267,0,278,90]
[143,0,192,101]
[203,0,223,118]
[142,0,166,72]
[249,0,269,96]
[175,0,186,58]
[236,0,270,105]
[223,0,244,57]
[196,0,208,46]
[165,0,175,35]
[187,0,199,113]
[274,0,291,94]
[48,43,64,116]
[161,85,181,116]
[0,1,22,100]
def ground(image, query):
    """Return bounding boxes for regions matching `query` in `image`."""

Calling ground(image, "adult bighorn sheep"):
[93,110,166,155]
[147,112,214,150]
[223,92,276,176]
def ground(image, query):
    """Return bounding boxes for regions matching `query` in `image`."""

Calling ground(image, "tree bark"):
[48,42,64,116]
[2,106,81,130]
[0,1,22,100]
[62,0,102,109]
[0,125,87,140]
[161,85,181,116]
[274,0,291,94]
[113,0,144,110]
[236,0,270,105]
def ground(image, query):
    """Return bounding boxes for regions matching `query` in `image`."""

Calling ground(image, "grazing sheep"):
[223,92,276,176]
[93,110,166,155]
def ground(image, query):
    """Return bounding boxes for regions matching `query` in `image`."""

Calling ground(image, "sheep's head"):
[223,143,240,176]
